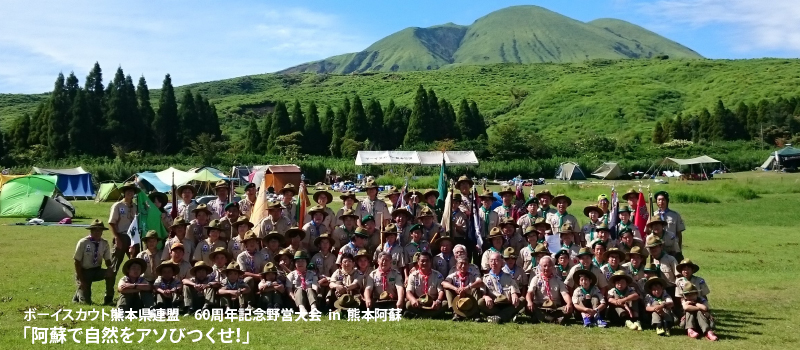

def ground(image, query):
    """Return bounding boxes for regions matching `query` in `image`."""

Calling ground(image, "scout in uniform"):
[451,244,481,276]
[365,251,406,310]
[209,247,232,283]
[616,228,645,256]
[477,190,500,241]
[622,188,639,213]
[681,282,718,341]
[571,269,608,328]
[259,231,285,264]
[355,249,374,277]
[136,230,161,284]
[303,191,336,231]
[182,262,217,313]
[646,236,679,293]
[165,242,193,280]
[149,191,172,230]
[192,220,227,265]
[455,175,475,215]
[361,215,382,255]
[616,205,642,239]
[597,194,610,224]
[591,240,608,271]
[420,189,440,223]
[176,184,198,222]
[565,247,609,292]
[480,250,526,324]
[402,189,423,217]
[327,253,365,311]
[162,217,193,263]
[228,216,254,259]
[187,204,212,243]
[373,224,407,272]
[238,182,257,217]
[153,261,182,308]
[418,207,444,243]
[274,248,295,276]
[530,244,550,276]
[405,252,447,318]
[257,201,291,238]
[433,233,456,277]
[546,194,581,246]
[442,257,482,320]
[588,223,615,250]
[237,231,267,308]
[653,191,686,261]
[582,205,603,244]
[384,187,402,213]
[675,259,711,303]
[516,196,540,234]
[600,248,630,281]
[218,262,250,309]
[73,219,115,305]
[622,246,647,291]
[404,224,430,273]
[526,256,574,324]
[302,205,330,255]
[257,262,285,310]
[279,184,298,225]
[109,182,138,275]
[391,207,415,245]
[554,249,573,282]
[360,180,391,227]
[503,247,528,294]
[644,276,675,336]
[207,180,231,220]
[286,250,320,315]
[332,209,359,250]
[536,190,556,218]
[217,202,241,242]
[336,227,368,265]
[116,258,151,311]
[481,227,504,272]
[493,186,519,221]
[311,234,338,285]
[646,215,681,259]
[518,226,540,275]
[559,223,580,261]
[335,191,364,226]
[285,227,305,255]
[499,217,526,253]
[606,271,641,330]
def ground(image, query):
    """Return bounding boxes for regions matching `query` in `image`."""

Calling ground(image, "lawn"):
[1,171,799,349]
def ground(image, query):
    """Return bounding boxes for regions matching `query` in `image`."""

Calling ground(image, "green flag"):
[436,157,447,211]
[136,191,169,248]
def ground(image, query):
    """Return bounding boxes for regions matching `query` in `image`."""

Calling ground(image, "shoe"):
[555,316,566,325]
[451,315,461,322]
[183,308,196,317]
[656,327,665,336]
[625,320,636,330]
[688,329,700,339]
[583,317,593,327]
[596,318,608,328]
[513,315,524,324]
[310,307,320,314]
[705,330,718,341]
[487,315,501,324]
[635,321,643,331]
[298,305,308,317]
[664,324,671,336]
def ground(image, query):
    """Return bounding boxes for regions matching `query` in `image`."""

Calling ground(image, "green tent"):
[96,182,123,202]
[0,175,75,221]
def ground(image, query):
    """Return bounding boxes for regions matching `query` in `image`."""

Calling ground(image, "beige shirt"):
[517,244,537,275]
[433,253,456,277]
[420,223,444,242]
[483,270,520,299]
[395,224,414,246]
[217,216,236,241]
[504,264,528,289]
[336,242,361,265]
[366,268,404,298]
[516,213,539,236]
[644,290,673,307]
[161,236,193,263]
[192,239,227,265]
[108,201,136,234]
[647,231,681,254]
[332,226,355,251]
[374,243,407,272]
[117,276,146,289]
[303,207,336,232]
[302,222,329,253]
[256,215,291,238]
[237,250,267,274]
[502,232,527,253]
[403,241,430,263]
[406,269,444,297]
[652,209,685,234]
[73,237,111,269]
[445,269,481,289]
[335,205,365,226]
[675,276,710,299]
[652,252,679,286]
[154,276,181,290]
[607,286,639,308]
[285,269,319,292]
[206,198,229,220]
[572,285,604,305]
[528,274,568,306]
[329,268,364,292]
[168,259,192,280]
[187,220,208,243]
[359,198,390,224]
[136,249,161,282]
[259,248,280,265]
[177,200,197,222]
[600,264,631,282]
[565,263,609,289]
[238,198,256,217]
[281,202,298,226]
[478,207,500,234]
[227,235,246,259]
[546,211,579,235]
[480,247,503,271]
[311,252,337,278]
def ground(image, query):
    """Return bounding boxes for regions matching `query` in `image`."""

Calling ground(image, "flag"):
[608,187,620,239]
[470,185,483,251]
[440,186,453,232]
[435,156,447,211]
[250,175,268,235]
[169,174,178,219]
[633,192,649,239]
[127,215,141,245]
[396,177,408,210]
[295,181,310,227]
[136,191,169,248]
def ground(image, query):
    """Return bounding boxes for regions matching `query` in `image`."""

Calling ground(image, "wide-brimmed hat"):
[417,206,436,219]
[453,295,479,318]
[645,235,664,248]
[170,217,190,229]
[503,247,517,259]
[403,190,423,202]
[176,184,196,196]
[572,269,597,286]
[86,219,109,231]
[241,230,260,244]
[609,270,633,286]
[273,248,293,262]
[378,291,394,301]
[558,223,574,235]
[333,294,361,310]
[266,201,284,211]
[497,186,515,197]
[626,246,645,260]
[536,190,554,200]
[554,249,571,261]
[622,188,639,201]
[522,226,538,237]
[209,247,232,262]
[314,233,336,248]
[148,191,168,205]
[583,205,603,217]
[285,227,305,241]
[487,227,503,239]
[222,262,243,275]
[205,219,223,231]
[494,294,510,305]
[213,180,230,191]
[643,258,659,273]
[595,223,610,232]
[261,231,285,245]
[190,261,213,277]
[293,250,310,261]
[170,242,185,251]
[478,190,495,200]
[452,193,463,202]
[603,248,625,262]
[243,182,256,191]
[552,194,572,206]
[260,262,278,275]
[618,204,634,213]
[577,247,593,257]
[433,232,454,249]
[340,208,360,220]
[533,243,549,256]
[280,183,297,195]
[455,175,474,188]
[677,259,700,273]
[192,204,212,216]
[143,230,159,242]
[646,216,666,229]
[385,187,402,198]
[423,189,439,199]
[355,249,370,261]
[353,227,371,240]
[120,181,140,194]
[418,294,436,309]
[644,276,667,291]
[381,223,399,236]
[339,191,357,201]
[307,205,329,218]
[682,281,700,295]
[156,261,179,275]
[232,216,254,229]
[390,207,412,219]
[363,180,379,190]
[122,258,147,276]
[313,191,333,204]
[499,217,518,229]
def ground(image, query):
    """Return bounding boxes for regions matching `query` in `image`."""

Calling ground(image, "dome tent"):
[555,162,587,180]
[0,175,75,221]
[591,162,623,180]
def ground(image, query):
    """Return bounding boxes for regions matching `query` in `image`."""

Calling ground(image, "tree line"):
[4,63,221,158]
[653,97,800,145]
[243,84,488,157]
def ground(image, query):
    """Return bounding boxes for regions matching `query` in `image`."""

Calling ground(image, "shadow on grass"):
[712,308,783,340]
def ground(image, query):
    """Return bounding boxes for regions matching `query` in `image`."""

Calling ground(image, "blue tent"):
[135,172,172,193]
[32,167,96,198]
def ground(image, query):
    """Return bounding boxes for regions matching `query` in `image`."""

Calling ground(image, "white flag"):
[127,214,141,245]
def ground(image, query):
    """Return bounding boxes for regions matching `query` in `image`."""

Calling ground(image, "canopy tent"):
[661,155,721,166]
[355,151,479,166]
[96,182,124,202]
[555,162,587,180]
[762,145,800,170]
[591,162,623,180]
[0,175,75,221]
[248,165,302,192]
[0,174,25,190]
[31,167,95,198]
[136,167,230,194]
[651,155,723,180]
[136,172,171,193]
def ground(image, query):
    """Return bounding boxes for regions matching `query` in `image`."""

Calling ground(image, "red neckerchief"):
[419,269,431,295]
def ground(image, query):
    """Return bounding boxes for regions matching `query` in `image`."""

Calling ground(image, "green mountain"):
[280,5,702,74]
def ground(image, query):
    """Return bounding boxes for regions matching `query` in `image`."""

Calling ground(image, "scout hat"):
[411,252,422,264]
[205,219,223,231]
[524,196,538,207]
[361,214,375,224]
[232,216,254,230]
[333,294,361,311]
[363,180,379,190]
[293,250,311,261]
[86,219,108,231]
[353,227,370,239]
[192,204,212,216]
[385,187,402,198]
[122,258,147,275]
[654,190,669,201]
[452,193,463,202]
[499,217,518,229]
[417,206,435,219]
[626,246,645,260]
[244,182,256,191]
[339,191,357,201]
[533,243,549,256]
[558,223,574,235]
[280,183,297,195]
[355,249,370,261]
[313,233,336,248]
[418,294,436,309]
[609,270,633,286]
[286,227,306,241]
[554,249,571,261]
[583,205,603,217]
[261,231,285,246]
[190,261,213,277]
[622,188,639,201]
[643,257,659,273]
[478,190,495,200]
[646,215,666,229]
[223,262,243,275]
[176,184,196,196]
[241,230,259,244]
[148,191,168,205]
[382,223,399,237]
[390,207,412,219]
[644,276,667,291]
[645,235,664,248]
[682,281,700,295]
[312,190,333,204]
[522,226,538,237]
[378,291,393,301]
[340,208,360,220]
[536,189,554,200]
[170,242,185,251]
[618,204,633,213]
[408,223,422,233]
[534,217,552,231]
[209,247,232,261]
[455,175,474,187]
[170,217,190,229]
[403,189,423,202]
[307,205,329,217]
[453,295,479,318]
[273,248,293,262]
[677,259,700,273]
[487,227,503,239]
[497,186,515,197]
[591,239,608,250]
[156,261,179,275]
[552,194,572,206]
[143,230,159,242]
[433,231,454,248]
[603,248,625,262]
[224,202,240,212]
[260,262,278,275]
[422,189,439,199]
[577,247,593,257]
[213,180,230,191]
[503,247,517,259]
[266,201,284,211]
[494,294,510,305]
[119,181,140,194]
[597,194,609,203]
[572,269,597,286]
[595,223,610,232]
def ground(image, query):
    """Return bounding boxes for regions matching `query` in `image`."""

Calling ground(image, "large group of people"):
[73,175,717,340]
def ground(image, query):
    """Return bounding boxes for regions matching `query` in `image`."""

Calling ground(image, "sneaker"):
[596,318,608,328]
[688,329,700,339]
[635,321,643,331]
[310,306,320,314]
[583,317,593,327]
[664,327,671,337]
[656,327,665,336]
[487,315,501,324]
[705,330,718,341]
[625,320,636,330]
[298,305,308,317]
[183,308,197,317]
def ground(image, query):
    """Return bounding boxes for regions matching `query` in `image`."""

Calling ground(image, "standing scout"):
[616,205,642,239]
[536,190,556,218]
[360,215,381,255]
[236,231,267,308]
[187,204,212,243]
[433,233,456,277]
[559,223,580,260]
[135,230,161,285]
[335,192,364,227]
[162,217,193,263]
[420,189,440,223]
[302,205,330,255]
[582,205,603,244]
[109,181,138,276]
[257,201,291,238]
[477,190,500,240]
[405,252,447,318]
[646,215,681,259]
[373,224,407,272]
[449,194,469,245]
[286,250,320,315]
[499,217,525,253]
[403,224,430,274]
[217,202,241,242]
[116,258,151,311]
[73,219,115,305]
[176,184,198,222]
[182,262,217,313]
[257,262,285,310]
[652,191,686,261]
[228,216,254,259]
[365,252,406,310]
[192,220,227,265]
[480,251,526,324]
[360,180,391,227]
[303,191,336,231]
[207,180,231,220]
[391,207,415,245]
[418,207,444,243]
[336,227,368,265]
[149,191,172,230]
[332,209,358,250]
[385,186,402,213]
[279,184,298,226]
[516,196,539,235]
[546,194,581,246]
[493,186,520,220]
[526,256,574,324]
[645,236,679,294]
[238,183,257,217]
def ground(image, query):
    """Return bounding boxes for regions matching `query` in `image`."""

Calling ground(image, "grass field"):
[1,171,799,349]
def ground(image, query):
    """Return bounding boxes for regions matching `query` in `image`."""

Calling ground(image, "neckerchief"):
[419,269,431,295]
[592,257,602,269]
[604,263,617,275]
[613,287,627,298]
[489,270,503,294]
[556,264,567,277]
[556,211,568,228]
[542,273,554,300]
[457,271,469,288]
[501,205,511,218]
[226,280,238,290]
[657,208,670,222]
[347,241,357,253]
[481,207,491,233]
[379,270,391,295]
[580,286,592,297]
[298,270,307,289]
[384,241,397,252]
[87,236,100,266]
[630,263,642,276]
[246,251,256,272]
[652,291,664,303]
[410,241,422,253]
[489,246,499,253]
[311,221,320,239]
[368,199,377,216]
[340,225,353,239]
[562,242,575,250]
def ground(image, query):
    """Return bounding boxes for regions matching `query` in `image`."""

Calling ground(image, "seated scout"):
[328,253,364,312]
[571,269,607,328]
[451,244,481,276]
[218,262,250,310]
[73,219,114,305]
[303,205,330,255]
[499,218,525,253]
[565,247,609,293]
[526,256,574,324]
[312,234,338,290]
[116,258,152,311]
[286,250,320,315]
[258,262,285,310]
[433,233,456,277]
[554,249,573,282]
[606,271,641,330]
[165,242,193,281]
[503,247,528,293]
[162,217,193,263]
[645,236,679,294]
[365,251,405,310]
[274,248,295,275]
[209,247,232,282]
[153,261,182,309]
[136,230,161,286]
[481,227,505,272]
[622,246,646,292]
[374,224,407,272]
[237,231,267,308]
[355,249,373,276]
[193,220,227,265]
[675,259,710,304]
[337,227,368,265]
[600,248,629,281]
[182,262,217,314]
[481,251,526,324]
[228,216,254,259]
[442,257,482,321]
[681,282,718,341]
[405,252,447,318]
[644,276,675,336]
[259,231,284,264]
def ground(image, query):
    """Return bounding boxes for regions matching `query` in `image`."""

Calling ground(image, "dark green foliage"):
[68,89,93,155]
[47,73,71,157]
[303,102,323,155]
[260,112,272,152]
[488,120,546,160]
[65,72,80,103]
[137,76,155,151]
[469,101,487,139]
[268,101,291,154]
[84,63,105,154]
[320,105,334,151]
[27,103,45,146]
[345,95,368,142]
[246,118,261,153]
[340,138,362,158]
[365,98,384,148]
[652,121,665,144]
[439,98,459,140]
[673,114,686,140]
[290,99,305,133]
[456,99,473,139]
[178,89,198,147]
[104,68,138,151]
[404,85,429,145]
[330,106,346,157]
[153,74,180,154]
[9,113,30,150]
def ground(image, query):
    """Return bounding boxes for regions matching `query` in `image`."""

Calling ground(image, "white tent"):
[591,162,623,180]
[355,151,479,166]
[652,155,722,180]
[662,155,721,166]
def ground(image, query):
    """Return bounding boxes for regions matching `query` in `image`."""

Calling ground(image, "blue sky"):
[0,0,797,93]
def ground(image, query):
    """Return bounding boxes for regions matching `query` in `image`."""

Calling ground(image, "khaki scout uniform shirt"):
[364,228,381,255]
[109,201,136,234]
[644,290,673,307]
[193,239,227,265]
[675,275,710,299]
[565,263,609,289]
[652,209,685,235]
[652,252,679,286]
[528,274,568,306]
[237,250,267,274]
[238,198,256,217]
[366,269,404,299]
[359,198,390,225]
[259,248,280,266]
[118,276,146,289]
[503,264,528,290]
[336,242,361,265]
[403,241,430,264]
[572,285,604,305]
[177,200,197,222]
[600,264,632,282]
[187,220,208,243]
[257,215,291,238]
[481,247,503,271]
[517,244,537,275]
[374,242,407,272]
[73,237,111,269]
[445,269,481,290]
[449,263,481,276]
[483,270,521,299]
[615,221,642,238]
[332,225,356,250]
[647,232,681,254]
[546,211,579,235]
[538,207,557,220]
[302,222,329,253]
[433,253,456,278]
[206,198,229,221]
[281,202,298,226]
[136,249,161,282]
[217,216,236,242]
[607,286,639,308]
[303,207,336,232]
[161,236,193,263]
[221,278,248,291]
[154,276,181,290]
[517,213,540,236]
[311,252,337,278]
[478,207,500,235]
[622,262,646,286]
[228,235,246,260]
[329,268,364,293]
[406,269,444,298]
[167,259,193,280]
[395,224,414,246]
[285,270,319,292]
[335,206,365,227]
[420,223,444,243]
[502,232,526,253]
[493,205,516,220]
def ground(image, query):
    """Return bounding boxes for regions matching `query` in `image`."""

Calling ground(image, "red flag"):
[633,192,649,239]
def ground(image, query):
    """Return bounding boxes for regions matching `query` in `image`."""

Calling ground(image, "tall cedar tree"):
[734,102,750,139]
[152,74,180,154]
[84,62,105,154]
[178,89,198,147]
[698,108,712,140]
[673,114,686,140]
[47,73,71,157]
[456,99,473,139]
[65,73,80,104]
[28,103,45,145]
[124,75,143,149]
[365,99,383,148]
[652,121,665,144]
[10,113,31,150]
[330,106,347,156]
[662,118,673,141]
[68,89,93,154]
[382,99,398,149]
[404,85,429,145]
[710,100,727,140]
[439,98,459,140]
[469,101,487,139]
[208,104,222,140]
[345,95,368,142]
[427,89,441,140]
[260,112,272,152]
[104,68,129,151]
[320,105,334,151]
[342,97,351,120]
[268,101,291,154]
[290,100,305,133]
[137,76,155,151]
[303,102,323,155]
[246,118,261,153]
[689,115,700,142]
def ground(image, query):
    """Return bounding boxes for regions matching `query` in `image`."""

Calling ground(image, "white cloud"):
[642,0,800,53]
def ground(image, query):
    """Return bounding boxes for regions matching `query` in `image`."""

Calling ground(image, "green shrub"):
[671,192,720,204]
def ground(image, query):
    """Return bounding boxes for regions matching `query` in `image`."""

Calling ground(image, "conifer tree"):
[152,74,180,154]
[698,108,712,140]
[68,89,93,154]
[9,113,30,150]
[290,100,305,132]
[104,68,128,151]
[652,121,665,144]
[268,101,291,154]
[320,105,334,151]
[207,103,222,140]
[137,76,155,150]
[303,101,323,155]
[65,72,80,104]
[710,100,727,140]
[404,85,429,146]
[427,89,440,140]
[47,73,71,157]
[456,98,473,139]
[673,114,686,140]
[84,63,105,154]
[438,98,458,140]
[178,89,198,147]
[469,101,487,139]
[365,98,384,148]
[246,118,261,153]
[260,112,273,152]
[330,107,347,157]
[28,103,46,146]
[345,95,368,142]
